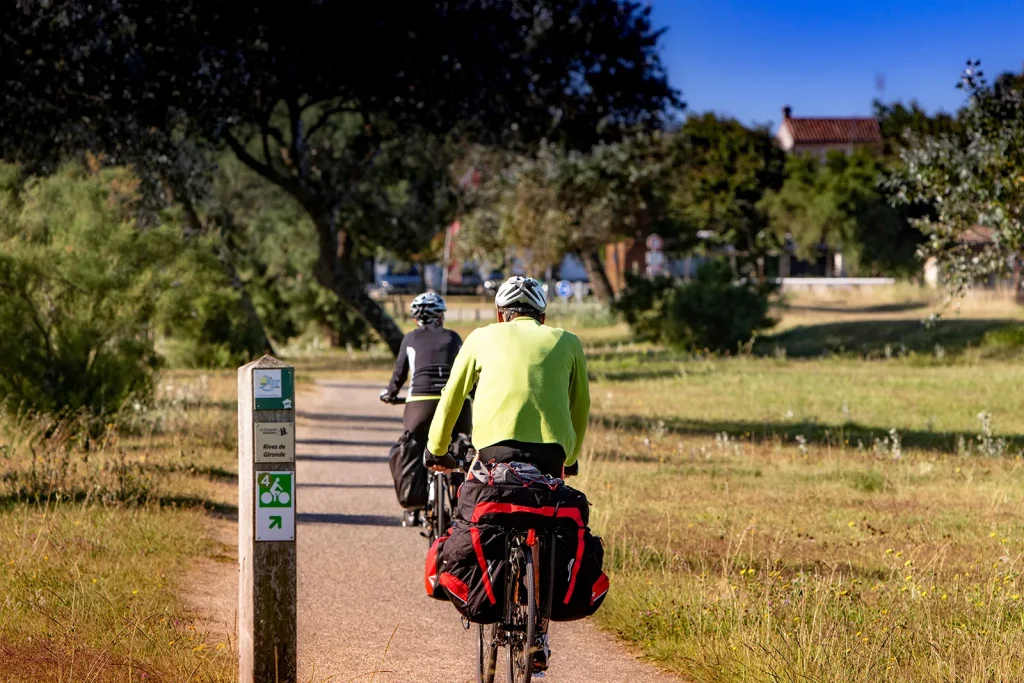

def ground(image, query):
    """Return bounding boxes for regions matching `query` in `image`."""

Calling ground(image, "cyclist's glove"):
[379,389,394,403]
[564,461,579,477]
[423,448,458,471]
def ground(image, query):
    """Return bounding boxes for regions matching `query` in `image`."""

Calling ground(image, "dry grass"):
[0,371,238,682]
[576,427,1024,682]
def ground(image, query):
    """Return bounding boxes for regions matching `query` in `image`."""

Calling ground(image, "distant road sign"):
[555,280,572,299]
[646,233,664,251]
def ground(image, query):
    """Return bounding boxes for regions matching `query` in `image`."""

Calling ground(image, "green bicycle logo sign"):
[258,473,292,507]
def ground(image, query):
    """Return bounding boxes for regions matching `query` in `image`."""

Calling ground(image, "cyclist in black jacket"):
[380,292,471,523]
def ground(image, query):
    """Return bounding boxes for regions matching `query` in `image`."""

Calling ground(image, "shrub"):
[154,236,271,369]
[615,261,776,352]
[0,164,169,418]
[611,273,676,340]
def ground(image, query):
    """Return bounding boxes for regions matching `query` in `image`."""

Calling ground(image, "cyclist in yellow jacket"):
[425,276,590,672]
[425,276,590,479]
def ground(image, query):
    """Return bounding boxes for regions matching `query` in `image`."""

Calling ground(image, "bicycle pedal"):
[419,531,429,539]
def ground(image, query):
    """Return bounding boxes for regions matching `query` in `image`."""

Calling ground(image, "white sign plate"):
[254,422,295,463]
[256,471,295,541]
[253,369,283,399]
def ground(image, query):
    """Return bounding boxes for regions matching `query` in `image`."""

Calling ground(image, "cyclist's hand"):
[564,461,579,478]
[424,449,457,473]
[379,389,394,404]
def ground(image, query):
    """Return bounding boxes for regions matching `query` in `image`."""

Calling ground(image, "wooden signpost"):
[238,355,297,682]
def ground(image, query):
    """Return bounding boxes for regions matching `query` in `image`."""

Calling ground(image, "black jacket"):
[386,324,463,399]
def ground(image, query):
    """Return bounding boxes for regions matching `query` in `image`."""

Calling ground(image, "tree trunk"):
[312,210,405,355]
[579,249,615,303]
[179,193,276,357]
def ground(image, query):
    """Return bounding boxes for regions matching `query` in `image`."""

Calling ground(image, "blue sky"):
[651,0,1024,128]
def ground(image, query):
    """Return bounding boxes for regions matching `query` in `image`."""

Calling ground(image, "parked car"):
[482,270,505,297]
[378,264,423,294]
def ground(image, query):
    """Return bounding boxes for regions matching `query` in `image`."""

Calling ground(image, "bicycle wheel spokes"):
[505,546,536,683]
[477,623,499,683]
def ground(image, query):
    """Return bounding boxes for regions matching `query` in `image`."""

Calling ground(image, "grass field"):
[5,284,1024,682]
[573,287,1024,682]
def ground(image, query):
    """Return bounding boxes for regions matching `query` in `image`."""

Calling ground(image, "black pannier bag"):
[388,430,427,509]
[431,520,506,623]
[548,527,609,621]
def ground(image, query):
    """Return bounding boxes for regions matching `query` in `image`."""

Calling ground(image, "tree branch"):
[223,130,286,186]
[304,103,360,142]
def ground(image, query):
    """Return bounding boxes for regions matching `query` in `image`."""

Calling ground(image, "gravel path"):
[292,380,680,683]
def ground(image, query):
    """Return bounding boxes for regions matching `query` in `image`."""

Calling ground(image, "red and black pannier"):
[424,461,609,623]
[548,527,609,621]
[428,520,506,623]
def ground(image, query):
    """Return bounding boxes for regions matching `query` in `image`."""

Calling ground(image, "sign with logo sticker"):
[254,422,295,463]
[256,471,294,541]
[253,368,295,410]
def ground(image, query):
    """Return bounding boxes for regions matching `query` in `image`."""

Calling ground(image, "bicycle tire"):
[477,623,498,683]
[434,472,449,543]
[506,547,536,683]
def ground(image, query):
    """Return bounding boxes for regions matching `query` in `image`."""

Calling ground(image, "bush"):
[0,164,170,418]
[611,273,676,339]
[614,261,776,352]
[153,236,271,369]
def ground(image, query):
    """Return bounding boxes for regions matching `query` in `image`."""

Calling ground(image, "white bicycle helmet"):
[494,276,547,313]
[410,292,446,323]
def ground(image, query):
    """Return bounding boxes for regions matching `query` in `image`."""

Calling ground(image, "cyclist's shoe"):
[533,634,551,672]
[402,509,423,527]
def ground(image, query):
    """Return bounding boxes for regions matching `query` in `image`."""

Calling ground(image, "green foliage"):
[460,135,666,272]
[890,63,1024,297]
[0,164,167,417]
[152,237,267,369]
[662,114,786,257]
[614,262,776,352]
[663,262,776,352]
[611,273,676,340]
[761,149,921,276]
[211,159,374,349]
[873,99,963,159]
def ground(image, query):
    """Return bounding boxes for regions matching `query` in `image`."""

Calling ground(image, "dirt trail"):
[207,380,680,682]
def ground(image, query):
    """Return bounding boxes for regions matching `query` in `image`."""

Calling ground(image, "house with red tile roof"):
[775,106,882,158]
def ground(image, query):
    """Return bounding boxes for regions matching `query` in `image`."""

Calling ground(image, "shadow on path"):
[296,454,389,463]
[297,438,395,448]
[297,482,392,489]
[297,412,402,425]
[297,512,400,527]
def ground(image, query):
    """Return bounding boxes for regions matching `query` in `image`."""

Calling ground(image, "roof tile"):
[785,117,882,144]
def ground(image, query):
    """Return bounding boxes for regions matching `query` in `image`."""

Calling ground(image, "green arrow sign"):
[269,516,282,529]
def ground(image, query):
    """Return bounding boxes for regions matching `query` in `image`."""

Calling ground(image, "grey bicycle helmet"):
[494,276,547,313]
[410,291,446,323]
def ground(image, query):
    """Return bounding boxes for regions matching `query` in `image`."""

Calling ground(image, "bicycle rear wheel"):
[431,472,449,543]
[506,547,536,683]
[477,623,498,683]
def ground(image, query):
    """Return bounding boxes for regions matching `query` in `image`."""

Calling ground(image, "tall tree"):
[889,62,1024,297]
[659,114,786,267]
[873,100,963,159]
[459,135,668,302]
[1,0,677,353]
